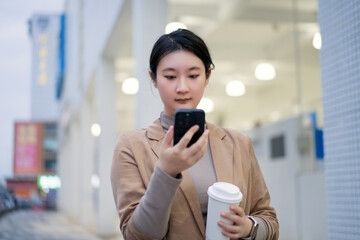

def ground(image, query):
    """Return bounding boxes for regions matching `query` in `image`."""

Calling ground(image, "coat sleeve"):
[247,137,279,240]
[111,132,181,240]
[111,132,155,240]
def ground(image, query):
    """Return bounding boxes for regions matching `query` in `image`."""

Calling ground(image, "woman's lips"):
[175,98,191,104]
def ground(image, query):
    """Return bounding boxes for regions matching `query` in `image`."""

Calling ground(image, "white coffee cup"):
[206,182,243,240]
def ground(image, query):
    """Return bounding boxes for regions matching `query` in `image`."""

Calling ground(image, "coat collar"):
[145,119,234,237]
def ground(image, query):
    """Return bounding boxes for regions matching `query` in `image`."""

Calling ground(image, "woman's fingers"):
[159,126,209,177]
[219,221,239,234]
[163,125,174,148]
[220,211,240,225]
[220,205,245,225]
[218,205,252,239]
[230,205,245,217]
[183,129,209,157]
[187,129,209,149]
[176,125,200,148]
[222,230,241,240]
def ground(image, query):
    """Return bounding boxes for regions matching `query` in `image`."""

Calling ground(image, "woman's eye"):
[165,75,176,80]
[189,75,199,79]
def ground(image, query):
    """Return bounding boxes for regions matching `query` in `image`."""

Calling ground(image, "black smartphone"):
[173,109,205,147]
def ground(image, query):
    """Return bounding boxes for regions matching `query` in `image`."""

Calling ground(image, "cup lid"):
[207,182,242,203]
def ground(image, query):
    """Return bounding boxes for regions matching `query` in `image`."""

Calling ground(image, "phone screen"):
[173,109,205,147]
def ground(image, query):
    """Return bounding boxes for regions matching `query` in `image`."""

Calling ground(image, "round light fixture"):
[122,77,139,95]
[225,81,246,97]
[165,22,187,34]
[312,31,322,50]
[91,123,101,137]
[197,97,214,113]
[91,174,100,188]
[255,63,276,81]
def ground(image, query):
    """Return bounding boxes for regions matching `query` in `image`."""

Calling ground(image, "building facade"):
[56,0,360,239]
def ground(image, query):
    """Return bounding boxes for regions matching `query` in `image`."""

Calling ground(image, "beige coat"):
[111,119,279,240]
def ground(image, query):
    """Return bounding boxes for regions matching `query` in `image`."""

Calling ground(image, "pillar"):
[95,58,119,236]
[132,0,167,128]
[318,1,360,238]
[77,96,96,226]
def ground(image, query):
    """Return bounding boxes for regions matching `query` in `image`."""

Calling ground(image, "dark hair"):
[149,29,214,80]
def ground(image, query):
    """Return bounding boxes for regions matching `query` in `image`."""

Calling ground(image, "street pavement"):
[0,209,123,240]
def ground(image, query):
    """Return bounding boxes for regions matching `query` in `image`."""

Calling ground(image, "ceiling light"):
[225,81,246,97]
[255,63,276,81]
[122,77,139,95]
[165,22,187,34]
[91,123,101,137]
[91,174,100,188]
[312,31,322,50]
[198,97,214,113]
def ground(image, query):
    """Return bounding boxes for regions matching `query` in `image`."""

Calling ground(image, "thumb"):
[162,125,174,148]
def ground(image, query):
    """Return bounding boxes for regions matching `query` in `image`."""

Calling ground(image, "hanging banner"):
[14,122,43,175]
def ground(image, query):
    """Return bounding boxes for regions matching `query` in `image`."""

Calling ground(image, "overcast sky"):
[0,0,64,184]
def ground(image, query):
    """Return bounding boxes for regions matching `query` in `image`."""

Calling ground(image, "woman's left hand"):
[217,205,253,239]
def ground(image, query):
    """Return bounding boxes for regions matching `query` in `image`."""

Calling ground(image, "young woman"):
[111,29,279,240]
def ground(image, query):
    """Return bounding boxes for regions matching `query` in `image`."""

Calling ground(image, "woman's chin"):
[175,103,197,110]
[176,106,195,110]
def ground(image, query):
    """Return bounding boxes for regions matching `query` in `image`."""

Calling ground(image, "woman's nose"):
[176,77,189,93]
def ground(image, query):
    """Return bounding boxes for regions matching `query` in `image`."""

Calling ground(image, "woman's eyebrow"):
[161,66,201,72]
[188,66,201,71]
[161,67,176,72]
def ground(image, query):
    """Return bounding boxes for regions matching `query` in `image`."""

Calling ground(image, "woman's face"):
[152,50,210,115]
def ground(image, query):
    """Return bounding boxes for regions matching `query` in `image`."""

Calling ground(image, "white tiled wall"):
[318,0,360,238]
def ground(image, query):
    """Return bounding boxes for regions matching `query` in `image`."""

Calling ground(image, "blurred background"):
[0,0,359,239]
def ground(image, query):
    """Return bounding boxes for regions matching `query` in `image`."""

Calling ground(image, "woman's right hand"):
[158,125,209,178]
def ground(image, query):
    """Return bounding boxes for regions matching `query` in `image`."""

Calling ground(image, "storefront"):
[58,0,325,238]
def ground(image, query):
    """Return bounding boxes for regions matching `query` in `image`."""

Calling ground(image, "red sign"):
[14,122,43,175]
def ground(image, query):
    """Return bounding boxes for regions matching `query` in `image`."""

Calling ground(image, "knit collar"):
[160,112,174,132]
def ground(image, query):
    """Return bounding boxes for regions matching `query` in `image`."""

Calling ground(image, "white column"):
[58,117,80,220]
[132,0,167,128]
[77,97,96,226]
[95,58,119,236]
[58,0,81,219]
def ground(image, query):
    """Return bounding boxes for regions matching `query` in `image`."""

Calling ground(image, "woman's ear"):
[205,68,212,86]
[149,70,158,88]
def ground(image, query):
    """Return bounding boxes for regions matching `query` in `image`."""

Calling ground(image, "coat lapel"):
[179,171,206,237]
[207,123,234,183]
[146,119,164,159]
